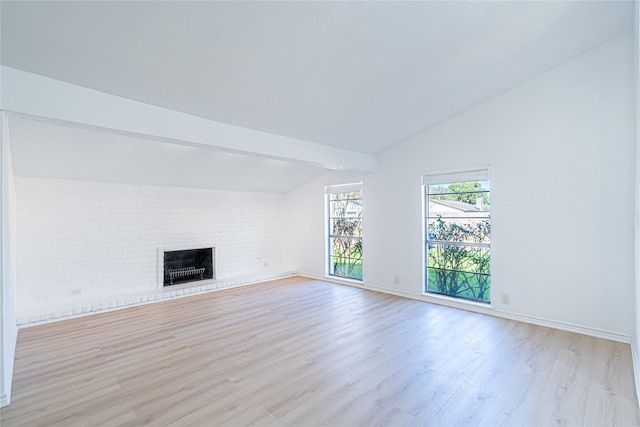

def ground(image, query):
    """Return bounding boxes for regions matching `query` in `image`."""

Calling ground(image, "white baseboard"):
[17,270,634,347]
[491,309,632,344]
[298,273,632,344]
[0,392,9,408]
[298,273,367,289]
[17,271,297,327]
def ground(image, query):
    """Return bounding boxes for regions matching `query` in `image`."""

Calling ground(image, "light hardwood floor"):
[2,276,639,426]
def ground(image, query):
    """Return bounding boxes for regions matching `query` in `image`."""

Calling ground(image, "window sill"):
[421,291,492,309]
[325,275,364,287]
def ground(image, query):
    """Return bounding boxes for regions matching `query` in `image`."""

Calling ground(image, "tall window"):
[326,183,362,281]
[423,169,490,303]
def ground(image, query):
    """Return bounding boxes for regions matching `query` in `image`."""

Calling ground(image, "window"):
[326,183,362,281]
[423,169,490,303]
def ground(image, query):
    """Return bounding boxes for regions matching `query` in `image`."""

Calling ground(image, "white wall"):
[15,177,289,323]
[1,112,18,407]
[287,33,635,340]
[633,0,640,399]
[285,170,366,279]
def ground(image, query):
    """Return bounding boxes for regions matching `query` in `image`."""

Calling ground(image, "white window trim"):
[325,182,363,281]
[421,167,491,304]
[421,164,490,185]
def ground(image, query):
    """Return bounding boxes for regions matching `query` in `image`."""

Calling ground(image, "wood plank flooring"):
[2,276,639,426]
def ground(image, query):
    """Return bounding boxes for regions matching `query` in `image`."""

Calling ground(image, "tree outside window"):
[425,175,490,303]
[327,185,362,281]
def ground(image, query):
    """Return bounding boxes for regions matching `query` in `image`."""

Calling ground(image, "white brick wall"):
[15,177,290,323]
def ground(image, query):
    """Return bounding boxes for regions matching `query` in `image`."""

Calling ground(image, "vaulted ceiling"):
[0,1,634,191]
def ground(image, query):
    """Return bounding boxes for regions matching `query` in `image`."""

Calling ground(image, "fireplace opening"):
[163,247,214,286]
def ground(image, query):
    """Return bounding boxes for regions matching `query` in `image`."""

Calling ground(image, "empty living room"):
[2,1,640,426]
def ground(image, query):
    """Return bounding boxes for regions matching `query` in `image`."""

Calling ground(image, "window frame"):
[422,168,491,304]
[325,183,363,281]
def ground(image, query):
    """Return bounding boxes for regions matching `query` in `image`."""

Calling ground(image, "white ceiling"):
[0,1,634,192]
[1,1,633,155]
[8,114,329,193]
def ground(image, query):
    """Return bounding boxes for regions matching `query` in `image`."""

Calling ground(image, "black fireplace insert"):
[163,247,214,286]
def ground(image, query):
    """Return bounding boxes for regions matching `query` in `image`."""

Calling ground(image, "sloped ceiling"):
[0,1,634,191]
[7,115,329,193]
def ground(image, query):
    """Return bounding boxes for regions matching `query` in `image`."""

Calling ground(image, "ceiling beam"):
[0,67,376,172]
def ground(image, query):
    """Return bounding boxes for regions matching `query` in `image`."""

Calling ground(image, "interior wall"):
[634,0,640,397]
[287,33,635,339]
[15,177,290,323]
[285,169,366,279]
[1,109,4,406]
[1,112,18,407]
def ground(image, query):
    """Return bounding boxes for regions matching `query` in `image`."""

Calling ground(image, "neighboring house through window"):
[326,183,362,281]
[423,168,491,303]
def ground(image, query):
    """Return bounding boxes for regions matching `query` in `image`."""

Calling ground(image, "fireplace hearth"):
[163,247,214,286]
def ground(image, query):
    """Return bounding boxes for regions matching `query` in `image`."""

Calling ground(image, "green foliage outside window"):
[426,179,490,303]
[329,192,362,280]
[427,218,490,302]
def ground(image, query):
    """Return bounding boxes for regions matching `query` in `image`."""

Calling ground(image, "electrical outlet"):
[501,293,510,305]
[393,276,400,285]
[70,288,82,296]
